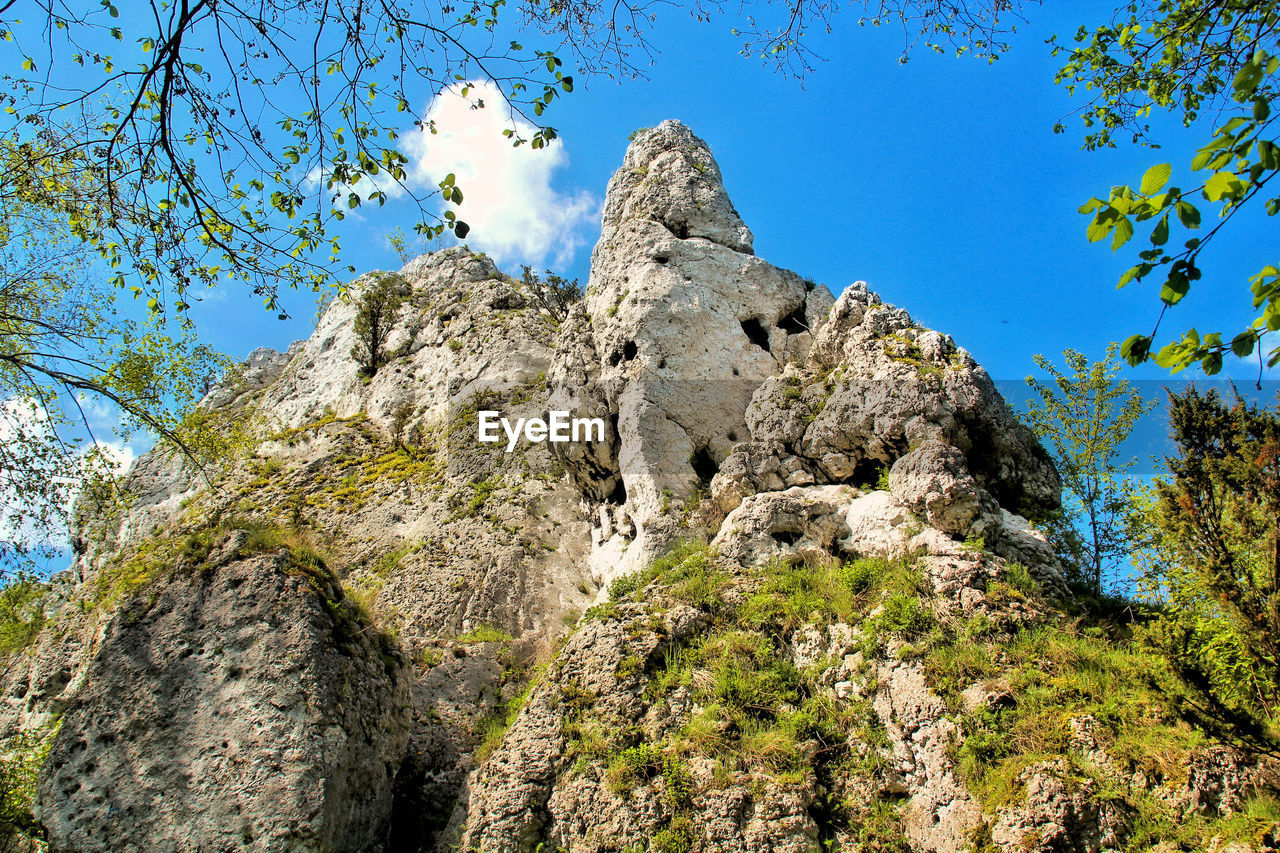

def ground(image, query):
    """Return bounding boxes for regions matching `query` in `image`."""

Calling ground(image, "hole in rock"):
[778,305,809,335]
[609,477,628,505]
[658,357,666,369]
[387,755,449,852]
[771,529,802,545]
[732,367,740,377]
[666,220,690,239]
[727,430,738,442]
[608,350,623,367]
[741,318,771,353]
[653,255,669,265]
[622,340,638,361]
[690,445,718,486]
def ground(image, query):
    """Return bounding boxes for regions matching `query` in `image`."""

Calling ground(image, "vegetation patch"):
[0,573,49,658]
[564,547,942,848]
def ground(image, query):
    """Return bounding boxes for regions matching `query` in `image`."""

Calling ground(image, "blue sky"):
[178,0,1274,393]
[8,0,1278,576]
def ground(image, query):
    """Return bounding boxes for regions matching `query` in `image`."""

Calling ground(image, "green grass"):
[557,541,1280,851]
[473,672,542,762]
[0,574,47,658]
[914,597,1280,851]
[457,623,514,645]
[561,545,932,848]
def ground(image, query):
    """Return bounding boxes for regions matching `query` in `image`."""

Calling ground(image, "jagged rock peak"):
[600,120,754,254]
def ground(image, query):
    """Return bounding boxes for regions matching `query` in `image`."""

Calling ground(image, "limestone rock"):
[888,439,999,540]
[14,118,1254,853]
[711,484,857,567]
[38,552,411,853]
[601,120,754,254]
[551,121,835,581]
[872,661,981,852]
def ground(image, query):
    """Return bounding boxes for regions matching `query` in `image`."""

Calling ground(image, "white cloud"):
[399,81,600,268]
[90,439,136,476]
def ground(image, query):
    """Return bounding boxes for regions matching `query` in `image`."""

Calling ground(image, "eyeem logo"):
[478,411,605,453]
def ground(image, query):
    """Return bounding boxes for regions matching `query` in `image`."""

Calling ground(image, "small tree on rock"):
[1023,345,1153,596]
[519,266,582,323]
[350,274,408,378]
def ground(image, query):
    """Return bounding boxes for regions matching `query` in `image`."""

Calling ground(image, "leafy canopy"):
[0,0,1041,319]
[1056,1,1280,377]
[0,0,579,317]
[0,134,226,574]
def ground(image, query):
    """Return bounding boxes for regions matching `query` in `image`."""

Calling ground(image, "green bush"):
[1132,388,1280,751]
[0,573,47,658]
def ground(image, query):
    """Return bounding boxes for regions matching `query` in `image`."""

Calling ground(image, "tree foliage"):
[350,273,408,378]
[0,135,226,574]
[518,265,581,323]
[0,0,1042,320]
[1131,388,1280,753]
[1023,345,1152,596]
[1056,1,1280,376]
[0,0,578,316]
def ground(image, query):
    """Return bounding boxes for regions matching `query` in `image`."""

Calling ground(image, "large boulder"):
[38,550,411,853]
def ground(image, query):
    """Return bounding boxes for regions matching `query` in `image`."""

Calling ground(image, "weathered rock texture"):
[0,120,1272,853]
[39,551,410,853]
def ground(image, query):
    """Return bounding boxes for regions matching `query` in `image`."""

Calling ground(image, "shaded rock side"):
[11,251,598,853]
[37,550,411,853]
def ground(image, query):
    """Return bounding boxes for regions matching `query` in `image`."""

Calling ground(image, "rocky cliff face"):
[1,121,1273,853]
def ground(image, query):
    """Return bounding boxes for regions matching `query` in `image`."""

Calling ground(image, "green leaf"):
[1140,163,1172,194]
[1119,334,1151,366]
[1152,342,1183,369]
[1111,216,1134,250]
[1175,201,1201,228]
[1150,214,1169,246]
[454,220,471,239]
[1259,140,1279,170]
[1203,171,1242,201]
[1078,197,1104,214]
[1161,271,1190,304]
[1231,332,1257,358]
[1233,61,1264,99]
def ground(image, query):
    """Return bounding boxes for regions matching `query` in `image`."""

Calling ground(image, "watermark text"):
[478,410,605,453]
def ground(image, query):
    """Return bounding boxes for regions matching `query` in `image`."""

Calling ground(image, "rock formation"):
[0,121,1273,853]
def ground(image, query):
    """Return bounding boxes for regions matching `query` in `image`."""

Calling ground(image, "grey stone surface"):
[0,118,1262,853]
[38,552,410,853]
